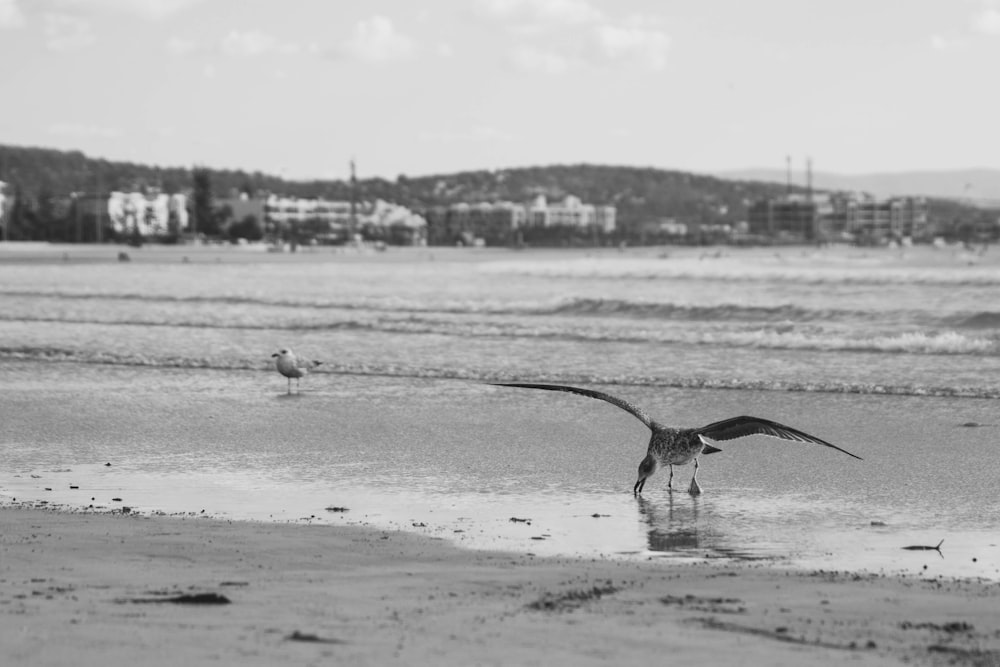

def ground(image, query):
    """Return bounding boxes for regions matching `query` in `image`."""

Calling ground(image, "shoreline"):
[2,505,998,666]
[3,360,999,582]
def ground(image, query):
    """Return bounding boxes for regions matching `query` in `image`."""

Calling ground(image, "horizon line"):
[2,141,999,184]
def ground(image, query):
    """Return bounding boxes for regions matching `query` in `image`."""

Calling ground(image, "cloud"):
[418,125,514,143]
[506,20,670,74]
[417,125,514,144]
[51,0,204,20]
[167,31,306,58]
[930,34,949,50]
[221,30,278,57]
[48,122,121,138]
[508,45,572,74]
[166,35,198,55]
[973,7,1000,34]
[43,13,95,51]
[0,0,25,29]
[478,0,603,25]
[337,15,414,62]
[482,3,671,74]
[588,20,669,70]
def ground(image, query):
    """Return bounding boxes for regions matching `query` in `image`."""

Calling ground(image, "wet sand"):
[3,242,1000,663]
[3,364,998,666]
[2,506,998,666]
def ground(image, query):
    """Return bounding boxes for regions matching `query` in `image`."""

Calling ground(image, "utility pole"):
[75,192,82,243]
[0,151,6,242]
[190,164,198,238]
[349,158,357,242]
[785,155,791,198]
[95,170,103,243]
[806,157,813,201]
[806,156,816,242]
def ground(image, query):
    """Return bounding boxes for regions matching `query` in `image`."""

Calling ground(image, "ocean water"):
[1,243,999,579]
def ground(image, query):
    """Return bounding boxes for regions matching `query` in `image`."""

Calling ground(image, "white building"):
[108,191,188,236]
[264,195,355,226]
[526,195,616,232]
[0,180,8,238]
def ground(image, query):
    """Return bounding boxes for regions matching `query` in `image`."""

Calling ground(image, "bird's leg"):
[667,464,674,492]
[287,377,292,395]
[688,458,702,496]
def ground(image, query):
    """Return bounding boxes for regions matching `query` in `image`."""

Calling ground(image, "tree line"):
[1,143,994,244]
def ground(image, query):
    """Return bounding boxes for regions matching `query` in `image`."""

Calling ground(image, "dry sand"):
[3,244,1000,664]
[2,507,998,666]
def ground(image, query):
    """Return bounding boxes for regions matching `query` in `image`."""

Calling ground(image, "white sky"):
[1,0,999,180]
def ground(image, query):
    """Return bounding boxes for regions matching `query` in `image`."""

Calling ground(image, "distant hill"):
[2,143,996,241]
[0,144,805,230]
[717,167,1000,204]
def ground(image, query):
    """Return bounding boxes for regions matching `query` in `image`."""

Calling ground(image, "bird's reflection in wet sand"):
[637,494,701,552]
[636,494,768,561]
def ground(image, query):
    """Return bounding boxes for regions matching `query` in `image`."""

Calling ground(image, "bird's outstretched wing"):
[492,383,655,430]
[695,416,862,460]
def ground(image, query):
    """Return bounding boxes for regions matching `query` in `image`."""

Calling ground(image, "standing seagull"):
[271,348,322,395]
[493,383,861,496]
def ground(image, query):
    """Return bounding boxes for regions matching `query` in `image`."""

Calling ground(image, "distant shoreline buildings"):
[747,192,930,244]
[2,169,996,247]
[422,195,617,246]
[214,191,616,247]
[0,180,619,246]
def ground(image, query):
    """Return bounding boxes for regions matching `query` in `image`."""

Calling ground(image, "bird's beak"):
[633,477,646,495]
[271,353,278,358]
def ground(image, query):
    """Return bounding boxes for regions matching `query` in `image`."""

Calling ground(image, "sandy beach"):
[1,506,998,666]
[4,243,1000,664]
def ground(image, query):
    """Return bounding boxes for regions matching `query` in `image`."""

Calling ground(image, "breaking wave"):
[3,345,998,399]
[481,256,1000,285]
[4,289,994,331]
[953,311,1000,329]
[547,299,865,323]
[1,312,996,355]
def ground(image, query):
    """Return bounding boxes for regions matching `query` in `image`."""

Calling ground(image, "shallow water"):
[2,244,999,579]
[2,363,998,581]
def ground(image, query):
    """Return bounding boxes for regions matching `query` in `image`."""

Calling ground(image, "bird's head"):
[272,348,292,359]
[634,454,658,495]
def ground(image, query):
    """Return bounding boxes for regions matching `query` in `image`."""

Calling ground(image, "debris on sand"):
[902,539,944,555]
[528,584,619,612]
[285,631,345,644]
[120,592,231,605]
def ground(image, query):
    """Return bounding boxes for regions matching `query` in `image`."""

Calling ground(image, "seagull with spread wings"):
[494,383,861,496]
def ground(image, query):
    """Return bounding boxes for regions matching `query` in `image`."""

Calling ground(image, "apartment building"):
[107,190,188,237]
[0,180,7,239]
[446,201,526,244]
[426,194,617,245]
[748,193,928,242]
[526,195,617,233]
[263,195,356,227]
[840,194,929,240]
